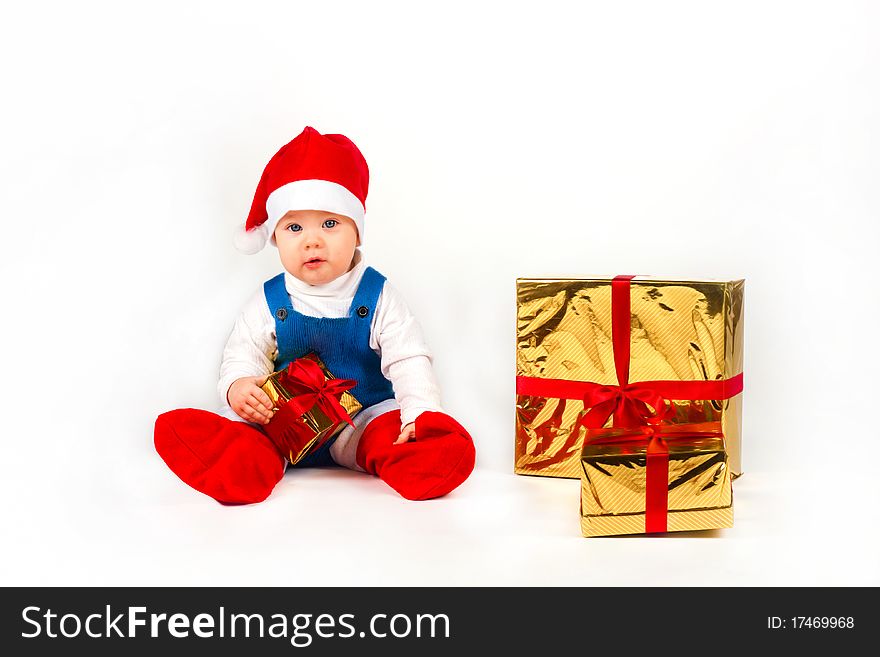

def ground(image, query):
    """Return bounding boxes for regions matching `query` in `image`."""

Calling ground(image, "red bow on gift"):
[574,383,674,434]
[585,421,725,533]
[585,421,723,447]
[277,357,357,427]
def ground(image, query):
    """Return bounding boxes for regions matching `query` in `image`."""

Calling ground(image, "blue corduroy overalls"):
[263,266,396,467]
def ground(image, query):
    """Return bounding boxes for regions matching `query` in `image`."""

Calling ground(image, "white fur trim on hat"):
[233,221,271,255]
[265,179,365,244]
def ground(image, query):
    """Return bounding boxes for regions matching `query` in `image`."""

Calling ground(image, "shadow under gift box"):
[515,276,744,479]
[580,423,733,538]
[260,353,362,465]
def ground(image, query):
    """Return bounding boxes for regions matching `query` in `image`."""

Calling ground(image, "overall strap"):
[348,266,386,319]
[263,273,293,325]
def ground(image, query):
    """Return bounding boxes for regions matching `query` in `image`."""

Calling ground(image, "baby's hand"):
[228,375,276,425]
[395,422,416,444]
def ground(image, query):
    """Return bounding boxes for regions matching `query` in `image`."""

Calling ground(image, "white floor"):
[4,423,875,587]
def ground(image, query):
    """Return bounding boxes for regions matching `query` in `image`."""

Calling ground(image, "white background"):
[1,0,877,586]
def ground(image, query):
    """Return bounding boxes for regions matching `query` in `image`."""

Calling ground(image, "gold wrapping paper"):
[516,277,744,478]
[261,354,362,464]
[580,428,733,537]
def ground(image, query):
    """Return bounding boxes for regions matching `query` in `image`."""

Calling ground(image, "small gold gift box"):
[580,423,733,537]
[260,353,362,465]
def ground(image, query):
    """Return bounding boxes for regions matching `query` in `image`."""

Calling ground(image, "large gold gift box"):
[516,276,744,479]
[580,424,733,537]
[260,353,362,465]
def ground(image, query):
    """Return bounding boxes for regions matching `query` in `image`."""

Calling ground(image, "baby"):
[155,127,475,504]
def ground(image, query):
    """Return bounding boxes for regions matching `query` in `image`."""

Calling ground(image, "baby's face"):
[274,210,360,285]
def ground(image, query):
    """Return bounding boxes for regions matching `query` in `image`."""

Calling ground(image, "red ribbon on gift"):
[516,275,743,469]
[585,422,724,533]
[277,357,358,427]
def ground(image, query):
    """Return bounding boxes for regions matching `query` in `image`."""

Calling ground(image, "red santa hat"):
[234,126,369,254]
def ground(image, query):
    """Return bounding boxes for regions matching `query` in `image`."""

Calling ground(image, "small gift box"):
[516,275,745,479]
[260,354,362,465]
[580,422,733,537]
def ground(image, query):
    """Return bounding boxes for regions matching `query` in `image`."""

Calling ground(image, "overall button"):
[356,306,369,318]
[275,308,288,321]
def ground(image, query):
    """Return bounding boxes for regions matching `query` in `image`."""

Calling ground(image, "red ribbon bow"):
[278,357,357,427]
[585,422,724,533]
[576,382,674,434]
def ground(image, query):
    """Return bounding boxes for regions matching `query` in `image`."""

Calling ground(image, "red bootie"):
[356,410,475,500]
[154,408,285,505]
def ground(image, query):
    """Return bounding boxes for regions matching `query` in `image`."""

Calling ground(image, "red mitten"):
[154,408,285,505]
[356,410,475,500]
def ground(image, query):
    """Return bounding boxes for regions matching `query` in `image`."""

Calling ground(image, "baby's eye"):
[285,223,302,232]
[322,219,338,229]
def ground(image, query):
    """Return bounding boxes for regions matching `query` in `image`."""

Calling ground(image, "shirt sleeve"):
[217,290,277,406]
[370,281,444,426]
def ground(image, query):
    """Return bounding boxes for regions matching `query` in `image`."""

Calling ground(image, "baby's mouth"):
[304,257,325,268]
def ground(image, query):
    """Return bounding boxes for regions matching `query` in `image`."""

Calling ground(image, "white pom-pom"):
[233,222,269,254]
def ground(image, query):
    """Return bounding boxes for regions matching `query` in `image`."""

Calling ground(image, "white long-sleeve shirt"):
[218,251,443,427]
